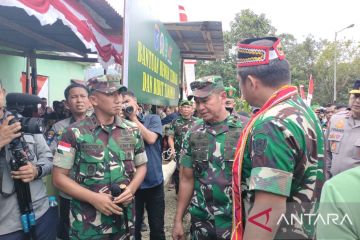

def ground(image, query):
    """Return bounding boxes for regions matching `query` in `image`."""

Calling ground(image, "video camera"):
[318,107,326,114]
[122,104,134,116]
[6,93,46,134]
[4,93,46,239]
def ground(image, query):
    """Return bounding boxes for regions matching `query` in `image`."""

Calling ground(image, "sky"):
[159,0,360,42]
[109,0,360,42]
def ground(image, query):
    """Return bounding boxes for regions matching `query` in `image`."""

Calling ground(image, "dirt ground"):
[141,185,191,240]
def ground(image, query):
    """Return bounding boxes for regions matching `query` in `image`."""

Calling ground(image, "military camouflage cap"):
[349,80,360,94]
[179,100,193,106]
[225,86,237,99]
[86,74,127,94]
[190,75,224,98]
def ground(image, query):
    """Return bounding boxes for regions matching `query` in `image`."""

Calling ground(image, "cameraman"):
[0,82,57,239]
[121,91,165,240]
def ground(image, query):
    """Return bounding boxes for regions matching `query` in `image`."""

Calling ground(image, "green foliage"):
[228,9,277,43]
[234,98,251,113]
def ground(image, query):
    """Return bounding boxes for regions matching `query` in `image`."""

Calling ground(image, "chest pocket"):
[224,130,241,161]
[118,142,136,180]
[22,134,37,163]
[78,143,105,184]
[224,130,241,179]
[190,132,210,177]
[175,126,182,136]
[328,130,344,154]
[352,138,360,160]
[117,129,137,180]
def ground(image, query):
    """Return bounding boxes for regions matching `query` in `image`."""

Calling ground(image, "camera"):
[8,112,45,134]
[122,104,134,115]
[318,108,326,114]
[6,110,44,172]
[6,93,46,134]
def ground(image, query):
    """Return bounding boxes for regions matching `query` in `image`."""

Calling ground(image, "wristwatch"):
[35,165,43,179]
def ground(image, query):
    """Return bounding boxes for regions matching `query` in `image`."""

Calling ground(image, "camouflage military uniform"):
[180,114,246,240]
[241,95,325,239]
[47,116,75,155]
[168,115,198,164]
[53,114,147,240]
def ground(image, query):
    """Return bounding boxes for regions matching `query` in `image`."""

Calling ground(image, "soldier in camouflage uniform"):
[172,76,247,240]
[167,100,198,194]
[232,37,325,240]
[46,83,90,240]
[224,86,237,114]
[52,75,148,240]
[225,86,249,123]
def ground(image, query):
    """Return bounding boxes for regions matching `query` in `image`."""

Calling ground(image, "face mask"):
[137,112,144,121]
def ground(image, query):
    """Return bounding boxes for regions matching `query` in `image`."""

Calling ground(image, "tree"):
[228,9,277,43]
[195,9,278,94]
[195,9,360,106]
[314,40,360,105]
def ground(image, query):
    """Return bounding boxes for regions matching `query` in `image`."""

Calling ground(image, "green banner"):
[124,0,181,106]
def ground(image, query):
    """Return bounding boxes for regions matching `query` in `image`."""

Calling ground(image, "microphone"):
[110,183,123,198]
[6,93,42,106]
[110,183,130,240]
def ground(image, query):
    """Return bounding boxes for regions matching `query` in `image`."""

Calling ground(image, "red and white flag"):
[179,4,196,98]
[299,84,306,100]
[178,5,188,22]
[58,141,71,153]
[306,74,314,106]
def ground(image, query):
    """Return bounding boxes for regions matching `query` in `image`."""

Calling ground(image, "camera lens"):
[123,105,134,115]
[20,117,45,134]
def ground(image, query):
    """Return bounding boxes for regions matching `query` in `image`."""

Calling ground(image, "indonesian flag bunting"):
[0,0,122,67]
[299,84,306,100]
[306,74,314,106]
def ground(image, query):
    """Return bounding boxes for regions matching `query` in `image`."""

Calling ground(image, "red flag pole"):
[306,74,314,106]
[299,84,306,100]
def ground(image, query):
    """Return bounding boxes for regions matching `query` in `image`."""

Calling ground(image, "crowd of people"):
[0,36,359,240]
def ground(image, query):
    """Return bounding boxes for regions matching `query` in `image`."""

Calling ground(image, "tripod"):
[10,136,37,240]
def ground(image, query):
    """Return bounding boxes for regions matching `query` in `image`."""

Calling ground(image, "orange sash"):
[231,85,298,240]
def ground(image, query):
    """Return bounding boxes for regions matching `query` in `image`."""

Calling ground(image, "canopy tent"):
[164,21,224,60]
[0,0,123,67]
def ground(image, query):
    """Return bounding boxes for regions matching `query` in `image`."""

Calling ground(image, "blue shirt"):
[161,112,180,125]
[140,114,164,188]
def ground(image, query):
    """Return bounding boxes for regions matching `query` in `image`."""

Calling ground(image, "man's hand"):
[0,116,22,149]
[89,192,123,216]
[113,185,135,206]
[172,221,185,240]
[170,147,176,157]
[11,162,37,183]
